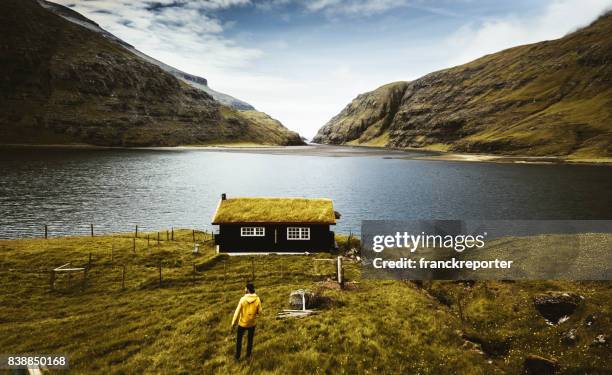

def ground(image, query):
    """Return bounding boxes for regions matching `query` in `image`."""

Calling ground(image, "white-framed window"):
[287,227,310,240]
[241,227,265,237]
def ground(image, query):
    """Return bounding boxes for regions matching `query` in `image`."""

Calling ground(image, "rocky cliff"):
[0,0,303,146]
[314,13,612,158]
[38,0,255,111]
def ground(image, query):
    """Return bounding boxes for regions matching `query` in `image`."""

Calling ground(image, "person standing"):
[231,282,262,360]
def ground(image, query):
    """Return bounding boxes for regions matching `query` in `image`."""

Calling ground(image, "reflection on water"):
[1,147,611,238]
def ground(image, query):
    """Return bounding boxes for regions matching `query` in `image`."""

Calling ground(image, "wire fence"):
[1,223,362,297]
[2,260,346,295]
[33,224,216,241]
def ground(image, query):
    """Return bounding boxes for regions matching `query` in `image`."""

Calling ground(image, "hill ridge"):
[0,0,303,147]
[314,12,612,158]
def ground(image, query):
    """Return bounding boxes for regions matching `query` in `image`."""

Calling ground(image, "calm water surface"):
[1,147,611,238]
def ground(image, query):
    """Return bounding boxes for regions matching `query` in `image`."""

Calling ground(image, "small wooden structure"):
[277,289,319,319]
[50,262,87,290]
[211,194,340,253]
[314,256,344,284]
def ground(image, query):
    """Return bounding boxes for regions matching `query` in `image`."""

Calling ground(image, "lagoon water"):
[1,146,611,239]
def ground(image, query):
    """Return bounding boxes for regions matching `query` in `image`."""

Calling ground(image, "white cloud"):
[304,0,409,16]
[54,0,261,73]
[445,0,612,66]
[255,0,410,16]
[49,0,612,140]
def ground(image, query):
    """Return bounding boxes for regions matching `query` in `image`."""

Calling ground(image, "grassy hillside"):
[0,232,610,374]
[314,13,612,159]
[0,0,303,147]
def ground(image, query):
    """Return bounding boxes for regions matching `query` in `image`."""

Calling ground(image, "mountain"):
[0,0,303,146]
[38,0,255,111]
[314,13,612,158]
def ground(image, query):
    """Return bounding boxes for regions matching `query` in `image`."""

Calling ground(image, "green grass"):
[0,231,610,374]
[212,198,336,225]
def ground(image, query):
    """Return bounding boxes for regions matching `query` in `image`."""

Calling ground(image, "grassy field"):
[0,231,610,374]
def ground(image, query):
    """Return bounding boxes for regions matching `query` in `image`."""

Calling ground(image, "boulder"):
[533,292,583,323]
[461,340,483,355]
[562,328,578,345]
[289,290,315,310]
[523,355,559,374]
[591,334,608,347]
[344,248,361,262]
[460,333,509,357]
[584,314,597,327]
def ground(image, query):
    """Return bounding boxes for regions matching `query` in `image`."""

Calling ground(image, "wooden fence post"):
[90,224,94,237]
[166,230,169,241]
[44,224,48,239]
[337,256,343,285]
[135,225,138,238]
[171,227,174,241]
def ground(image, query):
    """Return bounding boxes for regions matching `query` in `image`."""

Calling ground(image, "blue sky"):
[55,0,612,138]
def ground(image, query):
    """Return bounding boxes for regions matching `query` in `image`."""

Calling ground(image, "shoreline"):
[1,143,610,165]
[411,153,612,165]
[342,143,612,165]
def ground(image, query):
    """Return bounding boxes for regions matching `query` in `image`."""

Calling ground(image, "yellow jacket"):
[232,293,262,328]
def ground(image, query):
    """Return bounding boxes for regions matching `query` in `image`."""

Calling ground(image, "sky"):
[54,0,612,139]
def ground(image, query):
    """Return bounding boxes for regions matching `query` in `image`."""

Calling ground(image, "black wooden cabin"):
[212,194,338,253]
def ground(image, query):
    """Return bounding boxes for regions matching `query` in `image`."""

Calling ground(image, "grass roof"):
[212,197,336,224]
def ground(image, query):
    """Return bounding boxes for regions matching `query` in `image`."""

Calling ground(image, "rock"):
[562,328,578,344]
[523,355,559,374]
[591,334,608,347]
[289,289,315,310]
[461,340,484,355]
[317,280,342,290]
[289,289,333,309]
[584,314,597,327]
[533,292,582,323]
[460,333,509,357]
[344,248,360,261]
[556,315,571,325]
[412,280,424,288]
[458,280,476,288]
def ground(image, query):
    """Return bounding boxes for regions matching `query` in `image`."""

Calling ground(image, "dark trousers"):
[235,325,255,359]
